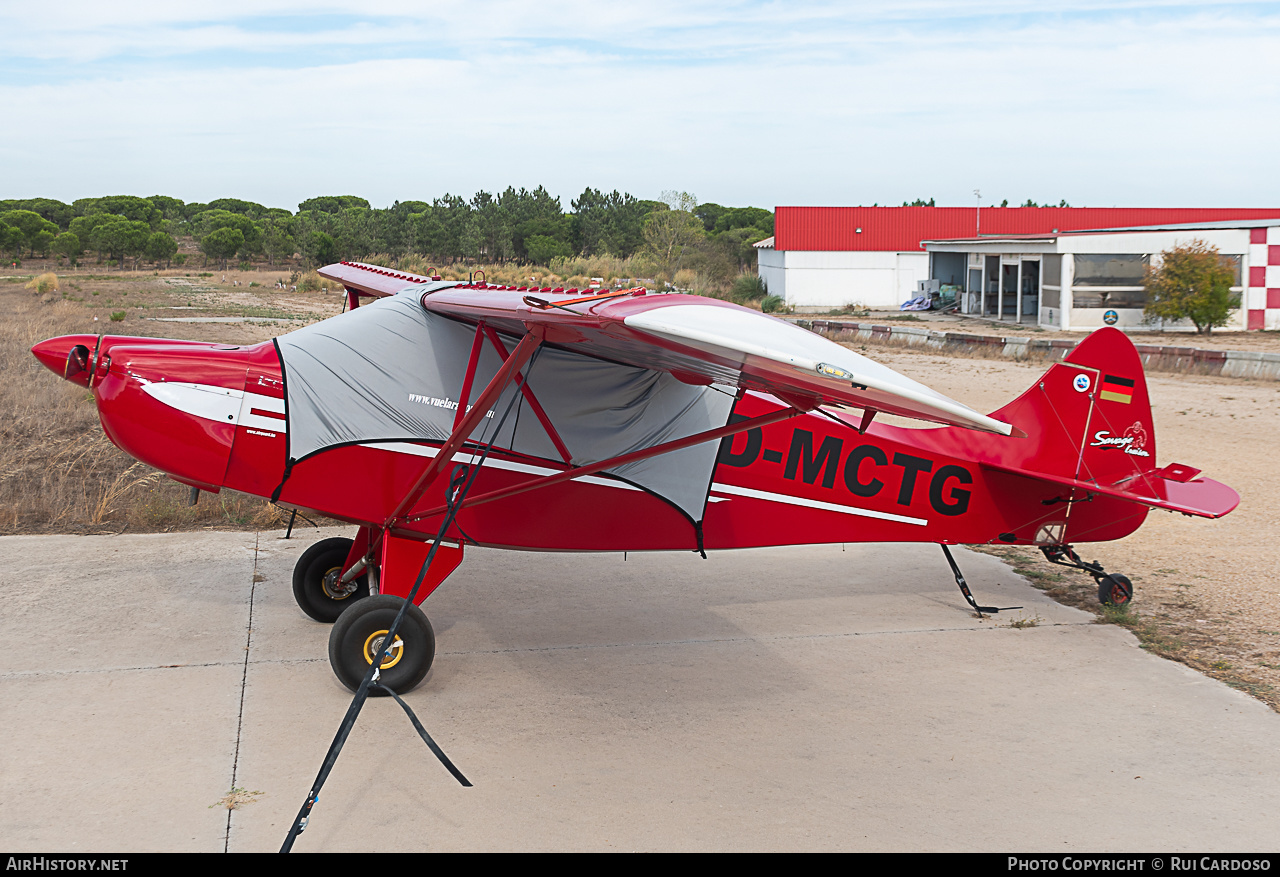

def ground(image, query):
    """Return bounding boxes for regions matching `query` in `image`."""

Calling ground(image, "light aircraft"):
[31,261,1239,695]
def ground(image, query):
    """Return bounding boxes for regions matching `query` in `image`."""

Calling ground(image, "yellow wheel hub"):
[322,565,359,601]
[362,629,404,669]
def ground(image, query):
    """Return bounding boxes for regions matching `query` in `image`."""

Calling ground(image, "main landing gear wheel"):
[292,537,369,623]
[1098,573,1133,608]
[328,595,435,695]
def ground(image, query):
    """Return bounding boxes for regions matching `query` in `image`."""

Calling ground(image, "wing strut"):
[384,328,543,529]
[406,404,802,523]
[451,322,487,432]
[482,326,572,464]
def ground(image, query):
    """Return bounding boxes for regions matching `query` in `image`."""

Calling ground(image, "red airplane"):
[31,261,1240,695]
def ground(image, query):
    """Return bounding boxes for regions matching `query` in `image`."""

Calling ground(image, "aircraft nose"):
[31,334,100,387]
[90,341,253,492]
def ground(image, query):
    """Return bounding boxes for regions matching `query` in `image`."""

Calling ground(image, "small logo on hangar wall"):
[1103,309,1119,325]
[1073,374,1091,393]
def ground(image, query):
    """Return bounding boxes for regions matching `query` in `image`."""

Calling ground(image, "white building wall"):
[770,250,927,310]
[897,252,930,302]
[757,247,786,300]
[932,228,1255,331]
[1061,229,1250,332]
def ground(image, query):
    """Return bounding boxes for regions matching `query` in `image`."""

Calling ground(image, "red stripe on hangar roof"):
[773,206,1280,252]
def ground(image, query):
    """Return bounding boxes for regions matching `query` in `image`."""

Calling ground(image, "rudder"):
[989,327,1156,487]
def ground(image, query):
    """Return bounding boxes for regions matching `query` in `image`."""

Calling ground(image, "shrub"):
[25,273,58,294]
[297,270,325,292]
[109,311,125,322]
[1143,239,1239,334]
[762,294,785,313]
[729,273,767,301]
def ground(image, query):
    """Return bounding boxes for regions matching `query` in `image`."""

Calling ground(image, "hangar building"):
[756,206,1280,330]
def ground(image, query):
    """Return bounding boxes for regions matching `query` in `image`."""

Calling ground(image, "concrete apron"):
[1,528,1278,852]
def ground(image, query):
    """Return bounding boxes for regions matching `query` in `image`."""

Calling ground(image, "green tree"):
[33,229,56,257]
[52,231,82,266]
[0,210,59,255]
[145,231,178,268]
[73,196,161,228]
[712,206,773,237]
[643,192,704,279]
[0,198,73,229]
[70,213,125,259]
[0,221,24,260]
[525,234,571,265]
[147,195,187,222]
[469,191,513,262]
[202,227,245,269]
[84,217,150,268]
[192,209,262,256]
[1143,239,1240,335]
[571,188,652,257]
[206,198,268,218]
[298,195,370,214]
[302,230,337,267]
[261,218,295,267]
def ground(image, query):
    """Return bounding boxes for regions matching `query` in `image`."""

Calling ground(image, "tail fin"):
[984,327,1237,523]
[991,327,1156,487]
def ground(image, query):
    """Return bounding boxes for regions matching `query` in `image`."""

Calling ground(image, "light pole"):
[974,189,982,237]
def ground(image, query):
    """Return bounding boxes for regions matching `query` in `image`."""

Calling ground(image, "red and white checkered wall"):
[1247,227,1280,330]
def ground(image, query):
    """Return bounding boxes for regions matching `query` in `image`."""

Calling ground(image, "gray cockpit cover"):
[275,290,735,523]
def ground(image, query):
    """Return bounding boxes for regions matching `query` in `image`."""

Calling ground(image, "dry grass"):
[0,288,289,534]
[297,270,337,293]
[25,273,59,294]
[978,544,1279,710]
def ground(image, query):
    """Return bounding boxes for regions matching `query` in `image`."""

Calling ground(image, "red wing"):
[318,261,440,300]
[417,284,1016,435]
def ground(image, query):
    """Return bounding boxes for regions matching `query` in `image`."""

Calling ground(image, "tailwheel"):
[292,537,369,623]
[1098,573,1133,607]
[328,595,435,695]
[1041,545,1134,609]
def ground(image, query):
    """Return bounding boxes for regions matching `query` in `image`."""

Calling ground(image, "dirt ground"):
[4,266,1279,711]
[14,265,340,344]
[860,344,1280,708]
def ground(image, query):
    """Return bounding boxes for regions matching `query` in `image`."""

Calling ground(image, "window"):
[1072,254,1148,287]
[1073,254,1147,308]
[1041,254,1061,309]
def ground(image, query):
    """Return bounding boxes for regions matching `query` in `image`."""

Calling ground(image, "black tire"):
[1098,573,1133,607]
[292,537,369,623]
[328,595,435,695]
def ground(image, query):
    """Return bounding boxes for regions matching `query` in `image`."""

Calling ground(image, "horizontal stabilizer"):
[979,460,1239,519]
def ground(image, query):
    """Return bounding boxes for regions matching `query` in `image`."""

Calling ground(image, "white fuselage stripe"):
[708,482,927,526]
[364,442,643,492]
[141,381,286,433]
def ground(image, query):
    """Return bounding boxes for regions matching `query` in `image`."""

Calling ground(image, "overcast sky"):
[3,1,1278,212]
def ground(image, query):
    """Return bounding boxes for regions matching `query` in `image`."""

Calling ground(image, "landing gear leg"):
[1040,545,1133,607]
[940,544,1022,618]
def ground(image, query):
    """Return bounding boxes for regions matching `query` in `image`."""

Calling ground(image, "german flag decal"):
[1100,374,1134,404]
